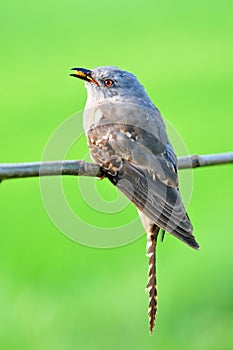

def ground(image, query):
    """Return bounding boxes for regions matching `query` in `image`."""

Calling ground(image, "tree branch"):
[0,152,232,182]
[177,151,233,169]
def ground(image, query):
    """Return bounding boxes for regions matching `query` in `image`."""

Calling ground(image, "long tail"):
[146,224,160,334]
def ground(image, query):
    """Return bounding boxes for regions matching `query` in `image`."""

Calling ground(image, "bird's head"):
[70,66,152,106]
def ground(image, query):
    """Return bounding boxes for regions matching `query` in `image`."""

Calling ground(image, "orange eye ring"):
[104,79,114,87]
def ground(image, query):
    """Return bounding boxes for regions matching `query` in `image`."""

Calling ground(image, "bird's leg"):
[146,224,160,334]
[97,167,106,180]
[98,174,106,180]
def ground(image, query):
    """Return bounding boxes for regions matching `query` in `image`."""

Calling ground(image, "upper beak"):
[70,67,100,87]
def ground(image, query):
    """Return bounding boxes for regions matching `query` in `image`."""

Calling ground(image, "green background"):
[0,0,233,349]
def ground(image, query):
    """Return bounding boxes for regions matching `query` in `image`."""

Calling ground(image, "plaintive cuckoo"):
[71,66,199,333]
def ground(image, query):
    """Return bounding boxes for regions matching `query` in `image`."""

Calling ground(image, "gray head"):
[70,66,154,107]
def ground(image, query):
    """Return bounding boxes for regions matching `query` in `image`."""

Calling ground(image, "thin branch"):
[178,151,233,169]
[0,151,232,182]
[0,161,101,182]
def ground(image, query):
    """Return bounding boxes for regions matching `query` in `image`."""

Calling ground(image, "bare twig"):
[0,152,232,182]
[0,161,101,182]
[178,152,233,169]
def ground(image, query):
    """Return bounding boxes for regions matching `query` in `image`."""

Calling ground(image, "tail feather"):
[146,224,160,333]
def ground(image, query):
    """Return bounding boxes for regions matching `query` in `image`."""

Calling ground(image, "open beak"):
[70,68,100,87]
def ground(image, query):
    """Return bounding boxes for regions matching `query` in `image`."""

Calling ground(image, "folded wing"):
[87,123,199,249]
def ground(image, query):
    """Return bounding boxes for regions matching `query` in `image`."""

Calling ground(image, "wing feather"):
[87,123,199,249]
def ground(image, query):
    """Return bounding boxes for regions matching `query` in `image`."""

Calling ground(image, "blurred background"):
[0,0,233,349]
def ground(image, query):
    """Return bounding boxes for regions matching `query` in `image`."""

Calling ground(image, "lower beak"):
[70,68,100,86]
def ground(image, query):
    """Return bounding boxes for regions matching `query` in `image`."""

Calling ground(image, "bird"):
[70,66,199,333]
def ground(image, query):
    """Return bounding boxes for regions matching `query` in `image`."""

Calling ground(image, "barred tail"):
[146,224,160,334]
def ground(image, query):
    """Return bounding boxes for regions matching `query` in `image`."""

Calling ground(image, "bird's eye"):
[104,79,114,87]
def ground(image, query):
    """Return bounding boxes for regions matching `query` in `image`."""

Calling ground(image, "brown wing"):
[87,123,199,249]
